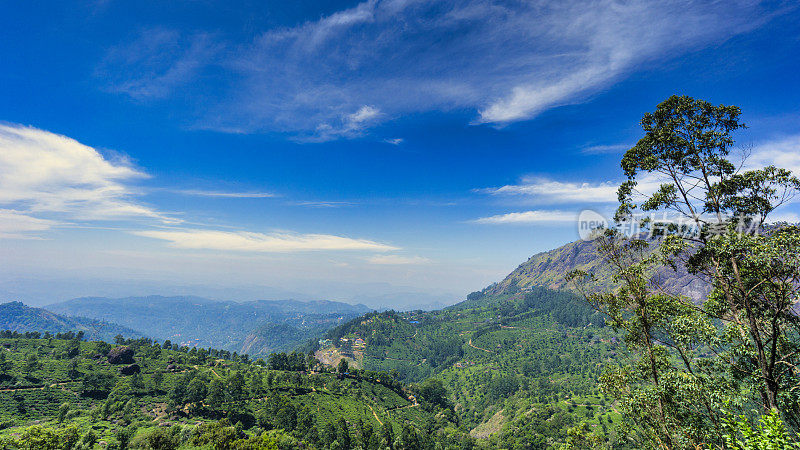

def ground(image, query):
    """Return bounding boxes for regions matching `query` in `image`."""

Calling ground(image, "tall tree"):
[617,95,800,418]
[572,96,800,446]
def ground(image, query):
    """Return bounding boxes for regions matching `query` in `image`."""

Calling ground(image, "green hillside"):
[314,287,626,447]
[0,302,143,342]
[0,332,469,449]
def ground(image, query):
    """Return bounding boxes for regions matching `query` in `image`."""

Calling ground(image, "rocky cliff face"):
[486,238,710,302]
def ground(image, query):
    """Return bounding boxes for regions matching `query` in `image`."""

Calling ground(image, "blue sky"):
[1,0,799,308]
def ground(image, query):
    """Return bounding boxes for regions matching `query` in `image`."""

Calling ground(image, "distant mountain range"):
[0,301,143,341]
[46,295,371,356]
[484,237,709,301]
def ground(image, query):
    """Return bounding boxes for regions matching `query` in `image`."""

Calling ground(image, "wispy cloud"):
[479,172,669,205]
[0,209,60,239]
[581,143,630,155]
[97,28,220,101]
[472,210,577,225]
[384,138,404,145]
[366,254,430,265]
[101,1,777,139]
[480,177,620,204]
[133,229,398,253]
[0,123,175,235]
[291,201,355,208]
[177,189,278,198]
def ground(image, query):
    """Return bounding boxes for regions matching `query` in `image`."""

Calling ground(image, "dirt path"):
[468,338,494,353]
[367,403,383,426]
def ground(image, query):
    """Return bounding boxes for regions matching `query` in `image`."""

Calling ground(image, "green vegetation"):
[564,95,800,448]
[313,287,623,447]
[0,302,143,342]
[0,332,470,449]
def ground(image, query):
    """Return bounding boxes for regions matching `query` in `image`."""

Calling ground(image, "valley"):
[45,296,370,357]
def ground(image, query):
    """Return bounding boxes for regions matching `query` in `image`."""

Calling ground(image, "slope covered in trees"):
[0,302,143,342]
[311,287,624,446]
[0,332,471,449]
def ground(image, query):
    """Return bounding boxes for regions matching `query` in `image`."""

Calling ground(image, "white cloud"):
[177,190,277,198]
[348,105,381,124]
[0,123,399,251]
[309,105,383,142]
[480,67,612,123]
[745,135,800,175]
[384,138,404,145]
[367,254,431,265]
[472,210,577,225]
[480,173,666,205]
[133,229,398,253]
[481,177,619,204]
[769,211,800,223]
[0,209,59,239]
[100,0,775,138]
[0,123,174,231]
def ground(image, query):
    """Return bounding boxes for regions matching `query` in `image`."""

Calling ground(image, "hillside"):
[0,333,467,449]
[46,296,370,356]
[484,237,709,302]
[312,286,625,446]
[239,323,305,355]
[0,302,143,342]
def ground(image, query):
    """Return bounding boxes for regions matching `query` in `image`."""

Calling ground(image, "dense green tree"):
[186,377,207,404]
[116,424,136,450]
[381,422,394,449]
[724,409,800,449]
[227,371,245,400]
[81,372,115,395]
[338,358,349,374]
[4,425,80,450]
[572,95,800,447]
[151,370,163,391]
[23,354,40,376]
[617,94,800,417]
[207,378,226,408]
[57,402,70,423]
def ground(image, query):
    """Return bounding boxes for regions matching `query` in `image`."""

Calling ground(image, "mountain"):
[0,301,143,341]
[484,237,710,302]
[302,236,722,445]
[46,295,371,355]
[240,323,306,355]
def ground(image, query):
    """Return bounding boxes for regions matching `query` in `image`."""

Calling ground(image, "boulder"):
[119,364,140,375]
[107,346,135,365]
